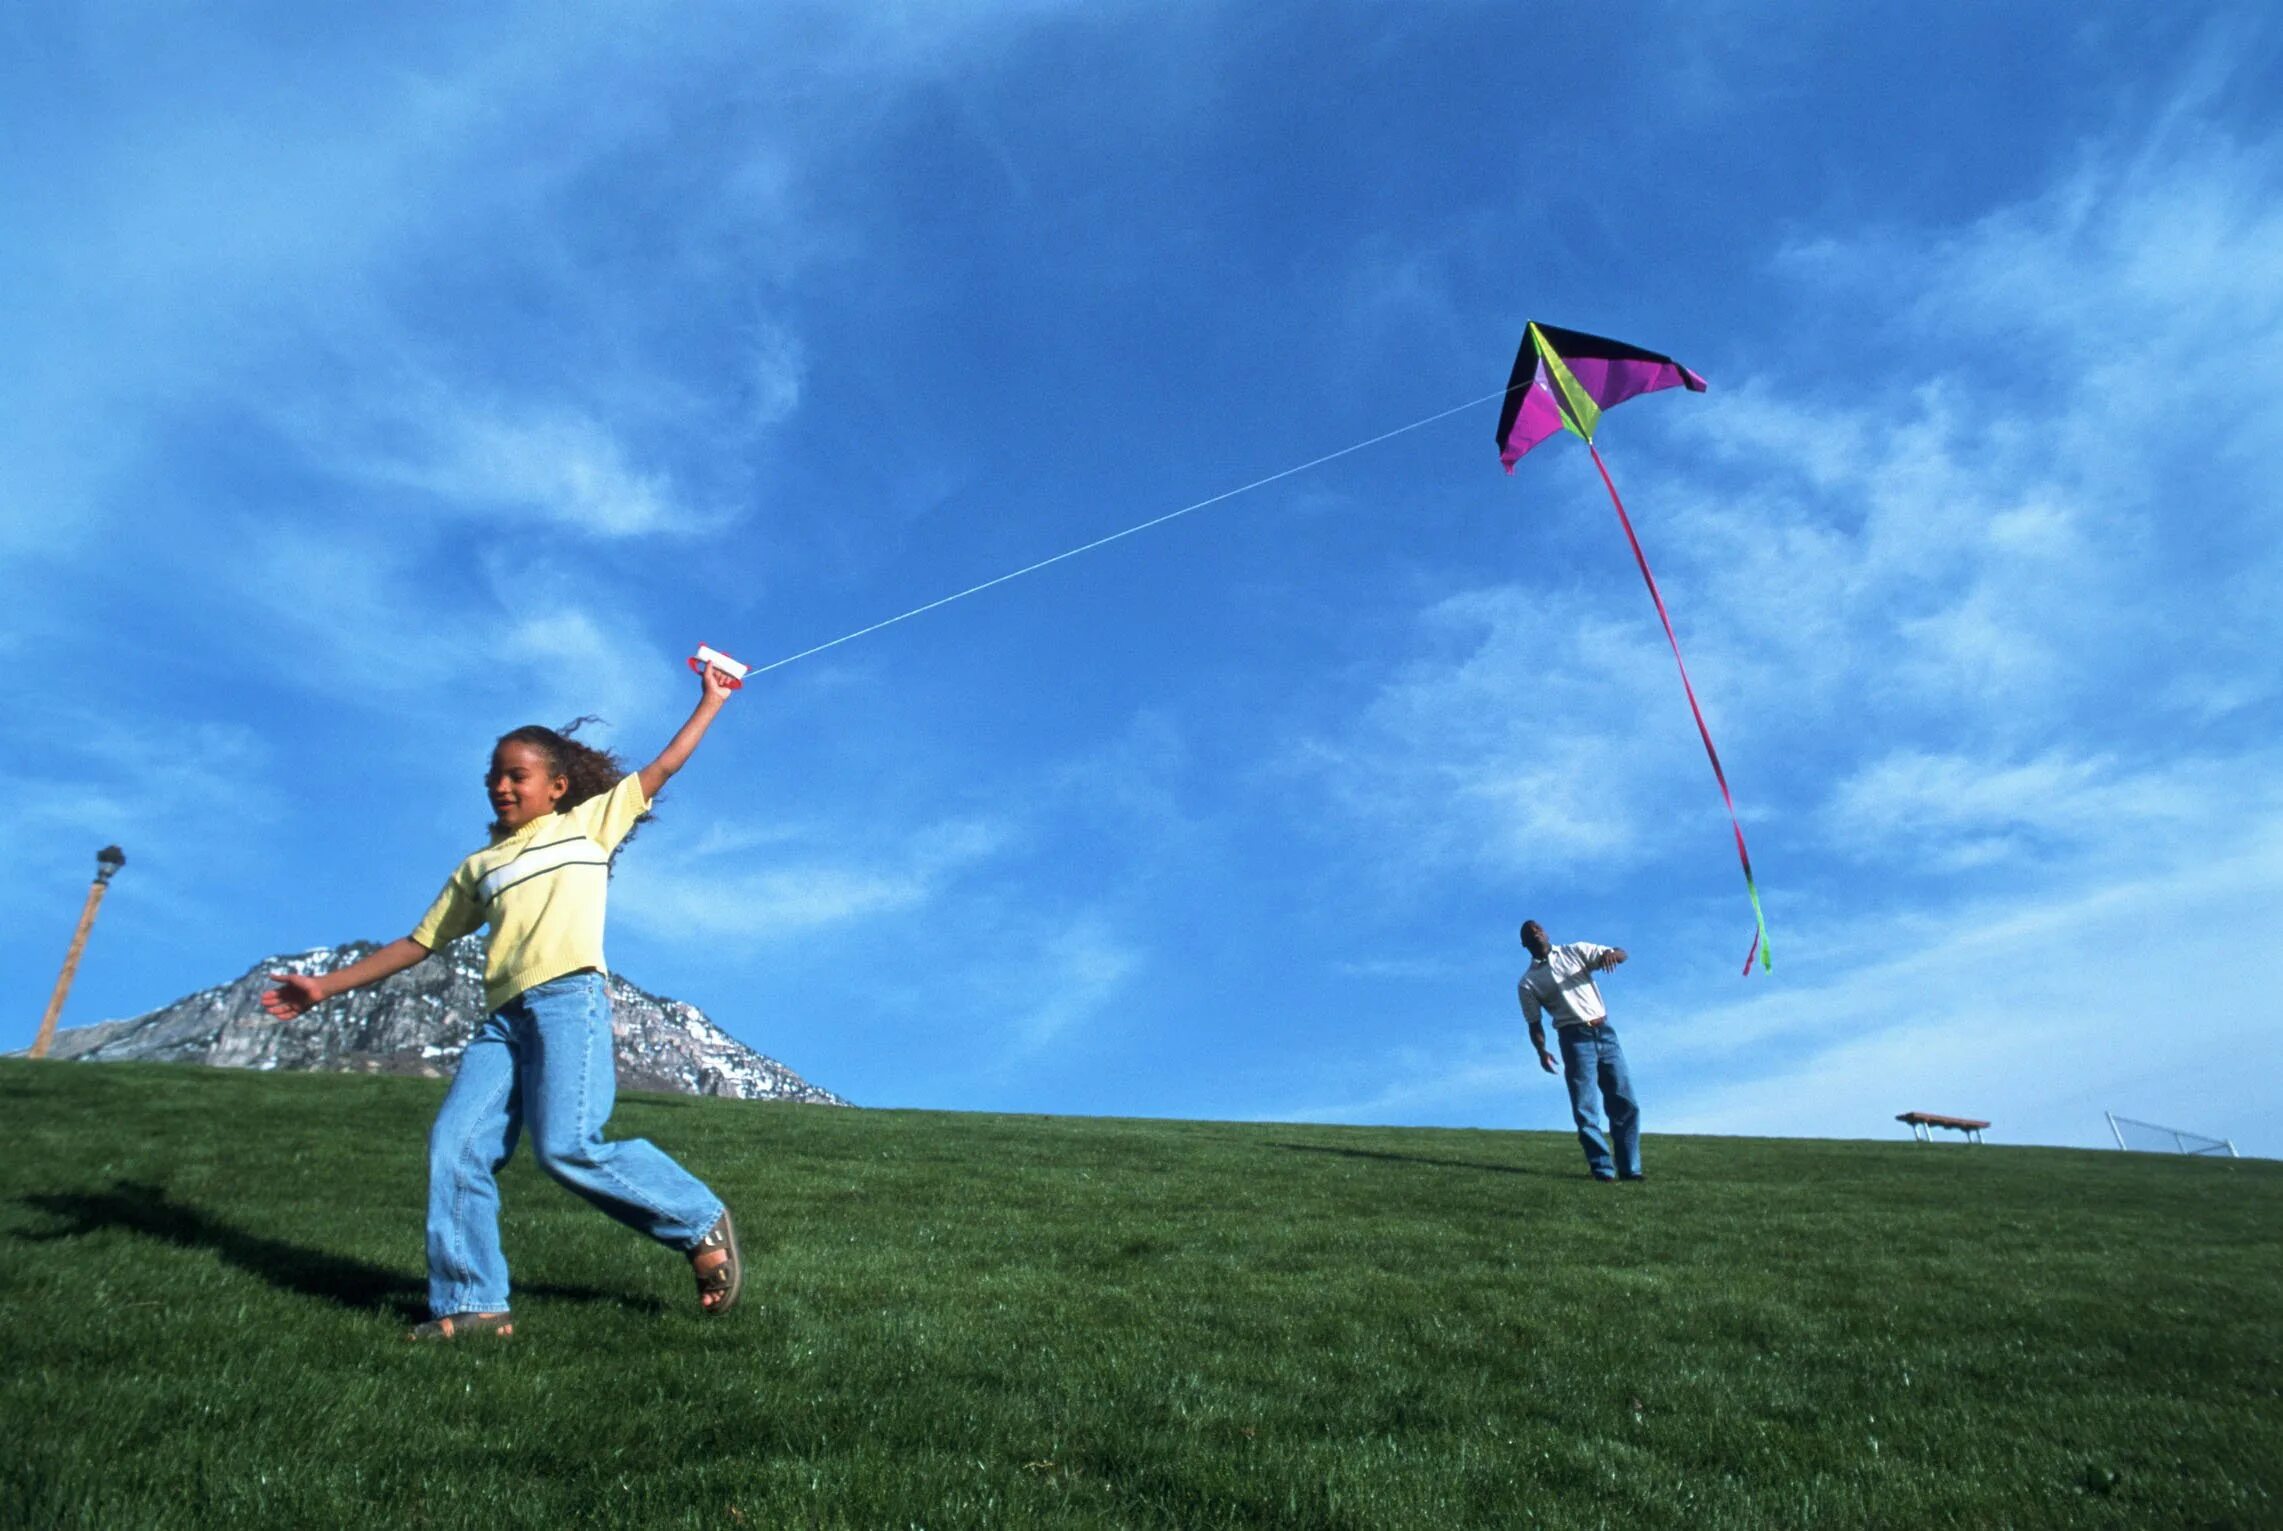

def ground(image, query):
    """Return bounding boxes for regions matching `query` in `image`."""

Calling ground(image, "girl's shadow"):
[15,1180,661,1320]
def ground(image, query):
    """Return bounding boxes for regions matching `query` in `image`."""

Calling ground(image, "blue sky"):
[6,3,2280,1157]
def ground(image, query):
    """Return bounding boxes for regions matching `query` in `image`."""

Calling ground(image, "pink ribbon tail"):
[1586,442,1771,974]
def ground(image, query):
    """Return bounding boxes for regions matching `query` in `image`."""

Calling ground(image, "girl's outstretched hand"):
[699,662,738,704]
[259,973,326,1020]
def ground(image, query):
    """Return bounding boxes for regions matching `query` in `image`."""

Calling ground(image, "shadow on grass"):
[1271,1142,1568,1180]
[14,1181,663,1321]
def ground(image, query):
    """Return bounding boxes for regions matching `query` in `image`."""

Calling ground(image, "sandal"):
[407,1311,514,1342]
[691,1209,742,1317]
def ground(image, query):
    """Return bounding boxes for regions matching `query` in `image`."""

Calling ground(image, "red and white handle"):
[688,643,750,690]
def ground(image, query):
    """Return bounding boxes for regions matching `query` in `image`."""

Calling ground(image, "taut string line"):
[748,385,1520,677]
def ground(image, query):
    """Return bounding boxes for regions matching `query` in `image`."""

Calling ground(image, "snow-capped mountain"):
[35,938,848,1105]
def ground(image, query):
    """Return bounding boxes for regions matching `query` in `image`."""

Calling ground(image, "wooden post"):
[30,846,125,1059]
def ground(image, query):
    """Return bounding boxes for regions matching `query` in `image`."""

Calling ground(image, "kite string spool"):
[747,385,1523,678]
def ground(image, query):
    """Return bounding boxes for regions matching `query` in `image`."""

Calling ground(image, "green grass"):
[3,1061,2277,1529]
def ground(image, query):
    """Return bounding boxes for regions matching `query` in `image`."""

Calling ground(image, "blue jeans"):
[426,970,725,1316]
[1558,1022,1642,1180]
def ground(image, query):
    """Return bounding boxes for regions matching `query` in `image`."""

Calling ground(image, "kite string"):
[1586,442,1773,974]
[747,385,1523,677]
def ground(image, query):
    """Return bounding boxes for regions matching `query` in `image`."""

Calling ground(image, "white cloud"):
[1820,749,2227,870]
[1302,107,2283,902]
[1333,955,1466,981]
[744,318,808,429]
[216,524,675,727]
[348,397,684,538]
[1657,385,2118,736]
[1653,807,2283,1157]
[497,611,664,734]
[1000,917,1144,1054]
[612,815,1008,943]
[1271,785,2283,1154]
[1292,591,1698,881]
[1042,707,1205,866]
[0,706,278,935]
[224,528,465,695]
[1272,99,2283,1152]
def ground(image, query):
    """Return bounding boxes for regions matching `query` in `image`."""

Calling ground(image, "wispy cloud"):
[8,6,2280,1140]
[0,701,279,939]
[1267,89,2283,1150]
[311,390,688,539]
[1332,955,1467,981]
[1272,1032,1541,1129]
[1820,749,2230,871]
[1291,592,1696,881]
[1654,806,2283,1156]
[497,610,666,734]
[1275,787,2283,1153]
[998,917,1144,1054]
[1303,102,2283,888]
[613,815,1009,944]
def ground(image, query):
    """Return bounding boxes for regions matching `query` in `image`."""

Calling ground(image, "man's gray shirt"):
[1519,942,1616,1031]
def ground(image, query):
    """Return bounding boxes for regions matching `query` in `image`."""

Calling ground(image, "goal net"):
[2105,1113,2237,1158]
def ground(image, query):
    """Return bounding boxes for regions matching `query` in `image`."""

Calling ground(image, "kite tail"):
[1587,442,1773,974]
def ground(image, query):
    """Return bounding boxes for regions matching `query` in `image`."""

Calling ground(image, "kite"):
[675,326,1769,977]
[1496,322,1771,974]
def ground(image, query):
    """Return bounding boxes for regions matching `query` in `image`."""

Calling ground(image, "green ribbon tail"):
[1743,876,1772,974]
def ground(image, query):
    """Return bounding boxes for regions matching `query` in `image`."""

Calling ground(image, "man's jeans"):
[1557,1022,1642,1180]
[426,970,724,1317]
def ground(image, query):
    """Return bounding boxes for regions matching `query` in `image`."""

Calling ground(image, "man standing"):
[1518,920,1643,1182]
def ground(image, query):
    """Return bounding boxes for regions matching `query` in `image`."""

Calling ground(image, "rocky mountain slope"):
[36,938,848,1105]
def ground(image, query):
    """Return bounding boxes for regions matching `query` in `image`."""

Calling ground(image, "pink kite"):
[1498,322,1769,974]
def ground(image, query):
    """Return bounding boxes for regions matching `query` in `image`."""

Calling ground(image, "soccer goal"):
[2105,1112,2238,1158]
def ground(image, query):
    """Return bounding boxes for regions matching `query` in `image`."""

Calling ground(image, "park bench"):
[1897,1111,1989,1144]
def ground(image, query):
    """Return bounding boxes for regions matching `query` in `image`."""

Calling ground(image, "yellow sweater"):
[411,773,651,1011]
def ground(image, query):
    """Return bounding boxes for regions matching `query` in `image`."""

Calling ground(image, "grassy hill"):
[3,1060,2276,1529]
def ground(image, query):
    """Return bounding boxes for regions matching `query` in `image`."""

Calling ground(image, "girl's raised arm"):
[637,663,737,800]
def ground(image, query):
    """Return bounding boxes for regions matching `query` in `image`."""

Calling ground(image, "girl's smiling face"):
[487,740,569,834]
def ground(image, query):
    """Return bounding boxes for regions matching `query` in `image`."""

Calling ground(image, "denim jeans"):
[1557,1022,1642,1180]
[426,970,725,1316]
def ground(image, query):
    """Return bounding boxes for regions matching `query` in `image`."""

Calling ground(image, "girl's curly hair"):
[490,716,654,861]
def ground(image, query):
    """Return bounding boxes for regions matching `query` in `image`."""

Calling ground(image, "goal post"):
[2105,1112,2238,1158]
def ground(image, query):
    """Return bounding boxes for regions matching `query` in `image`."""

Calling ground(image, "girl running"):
[261,663,742,1339]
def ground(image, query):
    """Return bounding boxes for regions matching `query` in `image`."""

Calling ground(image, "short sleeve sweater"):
[411,773,651,1011]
